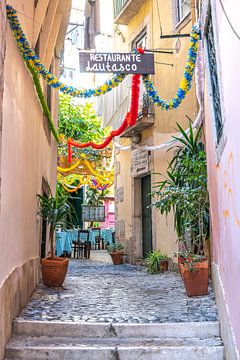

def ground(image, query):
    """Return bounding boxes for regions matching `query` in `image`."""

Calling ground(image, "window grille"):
[206,12,223,143]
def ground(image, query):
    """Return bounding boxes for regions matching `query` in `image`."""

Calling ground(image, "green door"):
[69,188,83,228]
[141,175,152,258]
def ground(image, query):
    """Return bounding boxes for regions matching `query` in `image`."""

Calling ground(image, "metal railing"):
[113,0,129,18]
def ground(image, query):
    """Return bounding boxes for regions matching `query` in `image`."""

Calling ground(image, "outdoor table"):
[55,228,115,256]
[101,228,114,245]
[55,231,73,256]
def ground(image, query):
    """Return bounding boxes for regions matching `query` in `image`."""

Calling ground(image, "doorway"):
[141,174,152,258]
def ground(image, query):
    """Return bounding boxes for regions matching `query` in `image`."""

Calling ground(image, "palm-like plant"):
[37,183,74,259]
[152,121,209,257]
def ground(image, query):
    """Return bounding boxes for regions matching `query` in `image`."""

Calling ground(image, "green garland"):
[25,61,60,143]
[6,5,127,98]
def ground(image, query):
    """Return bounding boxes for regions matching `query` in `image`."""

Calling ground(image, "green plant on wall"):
[152,121,209,258]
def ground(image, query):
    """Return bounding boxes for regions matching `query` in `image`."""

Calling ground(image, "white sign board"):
[131,149,149,176]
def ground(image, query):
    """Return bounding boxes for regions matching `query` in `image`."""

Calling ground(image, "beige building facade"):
[112,0,199,263]
[0,1,71,358]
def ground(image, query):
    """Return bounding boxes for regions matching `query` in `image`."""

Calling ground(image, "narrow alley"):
[1,0,240,359]
[5,255,224,359]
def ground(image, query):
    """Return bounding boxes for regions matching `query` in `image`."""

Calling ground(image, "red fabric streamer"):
[128,74,141,126]
[67,67,141,161]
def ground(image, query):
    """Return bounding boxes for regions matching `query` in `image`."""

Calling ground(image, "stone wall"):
[0,258,40,360]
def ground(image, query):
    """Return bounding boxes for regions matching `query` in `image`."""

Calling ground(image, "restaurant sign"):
[82,205,105,222]
[79,52,155,74]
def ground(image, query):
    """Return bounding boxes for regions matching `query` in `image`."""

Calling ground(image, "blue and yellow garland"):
[142,25,200,110]
[6,5,126,98]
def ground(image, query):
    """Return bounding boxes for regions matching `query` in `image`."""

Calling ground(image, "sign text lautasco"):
[79,52,155,74]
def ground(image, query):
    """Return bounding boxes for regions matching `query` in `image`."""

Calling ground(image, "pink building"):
[202,0,240,358]
[100,197,115,229]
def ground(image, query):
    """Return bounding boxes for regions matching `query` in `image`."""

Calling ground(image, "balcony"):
[113,0,144,24]
[121,103,154,138]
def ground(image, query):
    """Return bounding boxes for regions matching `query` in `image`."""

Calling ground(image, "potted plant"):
[152,121,210,296]
[146,250,169,274]
[37,183,74,287]
[107,243,124,265]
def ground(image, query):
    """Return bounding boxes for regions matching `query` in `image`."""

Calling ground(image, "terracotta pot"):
[180,260,208,297]
[160,260,168,271]
[110,251,124,265]
[41,257,69,287]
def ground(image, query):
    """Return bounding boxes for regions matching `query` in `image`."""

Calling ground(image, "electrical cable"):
[155,0,163,36]
[218,0,240,40]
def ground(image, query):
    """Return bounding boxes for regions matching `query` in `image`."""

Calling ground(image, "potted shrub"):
[37,183,74,287]
[146,250,169,274]
[151,122,210,296]
[107,243,124,265]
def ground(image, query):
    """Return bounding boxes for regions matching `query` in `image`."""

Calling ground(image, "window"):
[132,30,147,50]
[177,0,190,22]
[206,11,223,144]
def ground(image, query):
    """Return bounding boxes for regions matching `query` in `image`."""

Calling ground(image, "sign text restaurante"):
[79,52,155,74]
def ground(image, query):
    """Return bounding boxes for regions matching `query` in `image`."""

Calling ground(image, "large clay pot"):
[180,260,208,297]
[110,251,124,265]
[41,257,69,287]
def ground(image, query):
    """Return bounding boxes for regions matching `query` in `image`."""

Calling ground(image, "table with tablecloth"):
[55,228,114,256]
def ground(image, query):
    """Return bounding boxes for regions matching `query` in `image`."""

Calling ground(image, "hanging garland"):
[142,25,200,110]
[58,154,114,181]
[6,5,127,98]
[25,61,60,143]
[58,173,113,193]
[91,179,109,191]
[67,73,141,159]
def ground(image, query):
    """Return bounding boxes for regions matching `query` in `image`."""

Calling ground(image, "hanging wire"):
[218,0,240,40]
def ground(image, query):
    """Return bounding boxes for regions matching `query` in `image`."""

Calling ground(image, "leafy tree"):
[58,94,109,142]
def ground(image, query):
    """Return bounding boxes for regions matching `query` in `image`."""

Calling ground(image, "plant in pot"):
[146,250,169,274]
[107,243,124,265]
[37,183,75,287]
[151,121,210,296]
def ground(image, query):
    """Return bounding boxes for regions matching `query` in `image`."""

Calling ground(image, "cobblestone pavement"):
[19,258,218,324]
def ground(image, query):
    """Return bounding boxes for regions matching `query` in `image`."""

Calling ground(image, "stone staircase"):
[5,319,225,359]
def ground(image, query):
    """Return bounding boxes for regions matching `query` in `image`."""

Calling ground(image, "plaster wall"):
[203,0,240,356]
[0,0,68,357]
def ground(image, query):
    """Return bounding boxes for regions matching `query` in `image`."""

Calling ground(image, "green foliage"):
[107,243,124,253]
[146,250,168,274]
[37,183,75,259]
[85,186,110,206]
[58,94,109,142]
[152,121,209,257]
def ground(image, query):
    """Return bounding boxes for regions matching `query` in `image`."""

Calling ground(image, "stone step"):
[5,335,225,360]
[12,319,221,339]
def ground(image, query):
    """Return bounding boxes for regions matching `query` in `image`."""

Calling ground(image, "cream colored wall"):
[113,0,198,262]
[115,139,132,242]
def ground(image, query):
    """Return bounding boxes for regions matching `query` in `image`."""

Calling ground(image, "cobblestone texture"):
[19,258,218,324]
